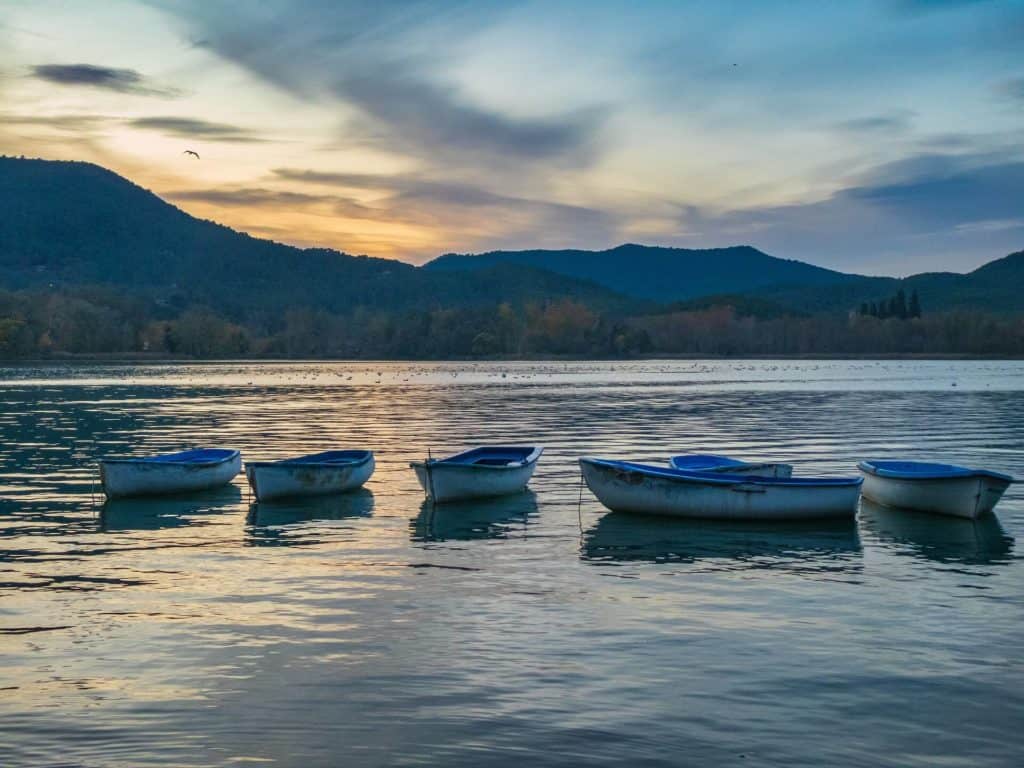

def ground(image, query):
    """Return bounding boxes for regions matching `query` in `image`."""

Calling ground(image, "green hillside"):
[427,243,854,302]
[0,157,632,318]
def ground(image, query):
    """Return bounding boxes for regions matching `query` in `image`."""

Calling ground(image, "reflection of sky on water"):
[245,489,376,547]
[859,499,1014,566]
[582,513,862,576]
[0,361,1021,767]
[2,359,1024,391]
[411,491,538,543]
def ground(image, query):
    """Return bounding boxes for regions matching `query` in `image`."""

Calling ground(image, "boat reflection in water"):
[99,484,243,532]
[245,488,375,546]
[581,511,861,573]
[244,487,376,548]
[859,498,1014,565]
[412,490,538,542]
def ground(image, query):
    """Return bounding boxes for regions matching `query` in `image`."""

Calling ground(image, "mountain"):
[756,251,1024,314]
[425,243,857,302]
[2,157,1020,323]
[906,251,1024,312]
[428,242,1024,314]
[0,157,632,318]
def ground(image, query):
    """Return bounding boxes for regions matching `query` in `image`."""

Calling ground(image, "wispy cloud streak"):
[32,63,178,96]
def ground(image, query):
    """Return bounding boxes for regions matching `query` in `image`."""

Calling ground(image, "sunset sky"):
[1,0,1022,273]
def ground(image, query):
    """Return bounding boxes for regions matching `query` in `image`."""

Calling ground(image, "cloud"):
[128,116,265,142]
[833,111,914,134]
[165,187,333,206]
[273,166,589,214]
[331,60,604,168]
[0,113,111,131]
[147,2,605,170]
[269,166,621,258]
[995,77,1024,103]
[888,0,998,14]
[130,1,1024,268]
[274,167,545,206]
[31,63,177,96]
[953,218,1024,234]
[677,152,1024,274]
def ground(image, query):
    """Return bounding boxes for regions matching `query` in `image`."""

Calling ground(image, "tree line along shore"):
[2,286,1023,359]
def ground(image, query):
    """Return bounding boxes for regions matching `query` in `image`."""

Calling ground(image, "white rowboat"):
[411,446,542,503]
[580,457,861,520]
[858,460,1015,519]
[245,450,375,501]
[100,448,241,499]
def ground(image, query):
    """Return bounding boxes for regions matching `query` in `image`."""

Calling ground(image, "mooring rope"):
[425,448,436,505]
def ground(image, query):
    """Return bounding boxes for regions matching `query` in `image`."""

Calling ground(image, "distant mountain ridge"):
[756,250,1024,314]
[426,243,853,302]
[0,157,633,320]
[1,157,1021,318]
[427,243,1024,314]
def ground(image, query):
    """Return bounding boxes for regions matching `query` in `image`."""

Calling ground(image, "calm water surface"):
[1,360,1022,767]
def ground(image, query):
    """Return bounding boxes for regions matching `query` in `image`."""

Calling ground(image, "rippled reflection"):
[411,491,538,542]
[860,499,1015,565]
[245,488,376,546]
[581,511,862,572]
[0,360,1022,768]
[100,485,243,531]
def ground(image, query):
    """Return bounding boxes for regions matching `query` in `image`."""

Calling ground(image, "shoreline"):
[2,353,1023,365]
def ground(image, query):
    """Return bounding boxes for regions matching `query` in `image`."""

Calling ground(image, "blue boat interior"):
[275,450,372,466]
[860,460,1014,483]
[108,448,238,464]
[437,446,538,467]
[669,454,748,470]
[588,458,862,487]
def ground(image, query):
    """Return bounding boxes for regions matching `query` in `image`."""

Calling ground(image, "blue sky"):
[1,0,1022,273]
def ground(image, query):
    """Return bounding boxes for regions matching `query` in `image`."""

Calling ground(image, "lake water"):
[1,360,1022,767]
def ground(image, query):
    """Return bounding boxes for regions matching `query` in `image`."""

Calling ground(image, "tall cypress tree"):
[896,289,908,319]
[909,290,921,318]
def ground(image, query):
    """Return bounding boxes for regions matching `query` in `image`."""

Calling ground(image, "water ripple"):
[0,360,1022,767]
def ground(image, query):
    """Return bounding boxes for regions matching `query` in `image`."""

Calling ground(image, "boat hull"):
[412,461,538,502]
[581,458,860,520]
[101,453,241,499]
[246,456,375,501]
[859,472,1010,519]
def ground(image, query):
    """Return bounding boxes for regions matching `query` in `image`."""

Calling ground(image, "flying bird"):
[183,150,200,159]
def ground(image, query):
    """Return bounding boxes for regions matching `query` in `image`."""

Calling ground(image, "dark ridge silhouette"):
[1,156,1021,359]
[428,243,1024,314]
[757,250,1024,315]
[0,157,632,318]
[426,243,854,302]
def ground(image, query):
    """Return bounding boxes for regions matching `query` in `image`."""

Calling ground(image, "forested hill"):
[426,243,854,302]
[4,157,1021,317]
[755,250,1024,315]
[0,157,631,317]
[1,156,1022,358]
[428,243,1024,314]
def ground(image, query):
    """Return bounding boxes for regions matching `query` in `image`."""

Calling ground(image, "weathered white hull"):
[859,472,1010,519]
[581,459,860,520]
[412,461,537,503]
[246,456,375,501]
[101,454,241,499]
